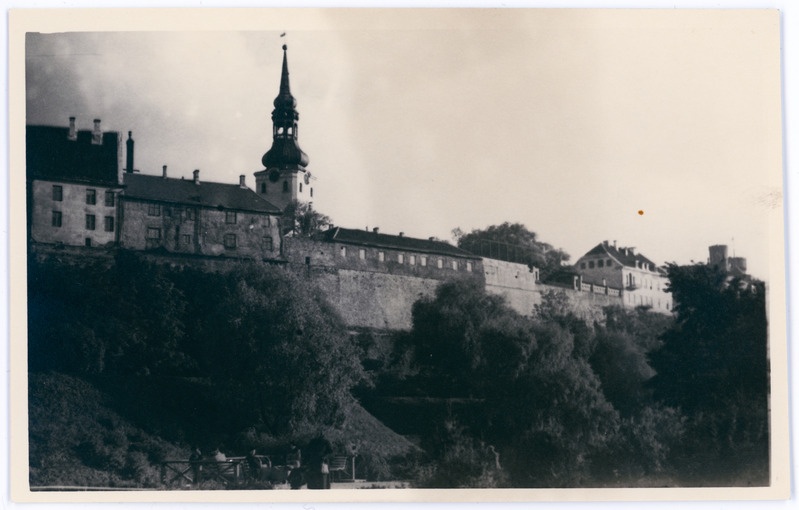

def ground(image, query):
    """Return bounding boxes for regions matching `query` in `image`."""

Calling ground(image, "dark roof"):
[27,125,120,185]
[123,173,281,214]
[315,227,478,259]
[581,242,658,269]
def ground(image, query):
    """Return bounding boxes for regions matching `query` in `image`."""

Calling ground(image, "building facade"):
[120,170,282,260]
[27,119,123,248]
[574,240,673,313]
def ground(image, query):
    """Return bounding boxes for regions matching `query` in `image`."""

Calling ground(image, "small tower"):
[255,44,312,211]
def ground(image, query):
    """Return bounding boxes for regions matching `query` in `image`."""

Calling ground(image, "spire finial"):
[283,44,287,51]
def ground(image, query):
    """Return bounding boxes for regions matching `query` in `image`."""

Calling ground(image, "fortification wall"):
[482,257,621,323]
[305,268,444,330]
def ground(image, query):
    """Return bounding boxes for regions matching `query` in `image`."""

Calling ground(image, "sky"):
[23,9,783,280]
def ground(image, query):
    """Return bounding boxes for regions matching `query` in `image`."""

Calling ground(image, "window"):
[225,211,237,224]
[148,203,161,216]
[283,181,289,193]
[85,214,95,230]
[466,262,473,272]
[340,246,347,257]
[182,234,192,246]
[580,262,586,269]
[398,254,404,264]
[105,191,115,207]
[224,233,237,249]
[299,183,303,193]
[86,189,96,205]
[264,236,273,251]
[146,227,161,239]
[409,255,416,265]
[437,259,443,269]
[260,182,267,194]
[186,208,196,221]
[85,238,92,247]
[598,260,604,268]
[421,256,427,267]
[378,251,385,262]
[164,207,172,218]
[51,211,62,227]
[52,185,63,201]
[452,260,458,270]
[607,260,613,267]
[359,249,366,260]
[104,216,114,232]
[588,261,595,269]
[310,188,313,198]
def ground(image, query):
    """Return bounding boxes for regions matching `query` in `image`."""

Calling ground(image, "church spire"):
[261,44,309,170]
[256,44,313,211]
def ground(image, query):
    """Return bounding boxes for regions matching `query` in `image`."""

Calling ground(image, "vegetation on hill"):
[27,251,769,489]
[27,252,414,487]
[368,267,769,487]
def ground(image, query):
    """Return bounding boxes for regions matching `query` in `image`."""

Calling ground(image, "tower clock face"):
[268,169,281,183]
[304,173,311,185]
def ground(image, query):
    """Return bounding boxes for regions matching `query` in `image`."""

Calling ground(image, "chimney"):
[429,236,436,242]
[603,240,609,247]
[67,117,77,141]
[91,119,102,145]
[239,175,246,188]
[373,227,379,234]
[162,165,168,178]
[126,132,135,173]
[613,240,617,248]
[399,232,404,237]
[193,169,200,185]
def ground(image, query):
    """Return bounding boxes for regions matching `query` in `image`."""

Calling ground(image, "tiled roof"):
[123,173,281,214]
[315,227,478,259]
[582,242,658,269]
[27,125,120,185]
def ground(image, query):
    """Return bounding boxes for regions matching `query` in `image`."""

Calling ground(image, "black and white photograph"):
[9,6,790,504]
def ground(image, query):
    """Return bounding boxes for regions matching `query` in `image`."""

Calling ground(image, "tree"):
[281,200,332,236]
[590,306,672,416]
[648,263,768,477]
[453,222,569,281]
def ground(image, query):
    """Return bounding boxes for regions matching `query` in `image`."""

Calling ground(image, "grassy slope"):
[28,372,418,487]
[28,372,190,488]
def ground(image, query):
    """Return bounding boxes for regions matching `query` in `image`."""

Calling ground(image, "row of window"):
[340,245,473,272]
[145,228,274,252]
[146,204,270,227]
[52,185,115,207]
[51,211,114,232]
[580,259,614,270]
[147,203,198,221]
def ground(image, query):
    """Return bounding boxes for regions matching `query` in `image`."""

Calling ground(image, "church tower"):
[255,44,312,211]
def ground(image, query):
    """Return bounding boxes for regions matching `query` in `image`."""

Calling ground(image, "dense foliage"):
[28,252,375,485]
[453,222,570,281]
[28,252,770,488]
[378,269,769,487]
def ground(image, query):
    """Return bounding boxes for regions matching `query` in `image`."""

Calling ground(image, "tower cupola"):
[261,44,309,170]
[255,43,314,211]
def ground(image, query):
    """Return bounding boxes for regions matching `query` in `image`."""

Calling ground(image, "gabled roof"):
[27,125,120,185]
[581,242,658,270]
[315,227,478,259]
[123,173,281,214]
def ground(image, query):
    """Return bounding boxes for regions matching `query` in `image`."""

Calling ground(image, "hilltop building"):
[574,240,673,313]
[26,44,683,328]
[26,119,123,248]
[708,244,748,277]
